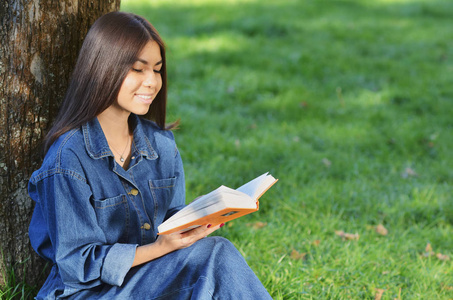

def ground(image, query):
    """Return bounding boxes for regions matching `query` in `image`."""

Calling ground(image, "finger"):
[177,223,225,248]
[180,224,210,238]
[195,223,225,238]
[180,223,222,242]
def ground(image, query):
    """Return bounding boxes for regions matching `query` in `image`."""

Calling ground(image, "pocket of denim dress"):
[148,177,176,223]
[92,194,129,244]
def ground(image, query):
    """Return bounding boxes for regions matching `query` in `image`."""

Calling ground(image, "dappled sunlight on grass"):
[120,0,453,298]
[169,34,245,57]
[374,0,418,3]
[125,0,259,6]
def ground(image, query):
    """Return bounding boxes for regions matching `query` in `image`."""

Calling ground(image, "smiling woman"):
[97,40,164,167]
[27,11,272,299]
[113,41,163,116]
[42,12,171,155]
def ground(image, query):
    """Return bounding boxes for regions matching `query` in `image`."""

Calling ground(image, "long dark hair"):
[44,11,170,154]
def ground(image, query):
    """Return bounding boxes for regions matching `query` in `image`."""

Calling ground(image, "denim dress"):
[28,115,272,299]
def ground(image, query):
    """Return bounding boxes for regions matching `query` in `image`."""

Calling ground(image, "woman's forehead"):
[135,40,162,65]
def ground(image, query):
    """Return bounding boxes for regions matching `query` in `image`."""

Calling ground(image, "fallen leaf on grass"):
[299,101,308,108]
[401,167,418,178]
[375,224,388,236]
[322,158,332,168]
[335,230,359,241]
[290,249,307,260]
[422,243,435,257]
[246,221,267,230]
[312,239,321,247]
[421,243,450,261]
[436,253,450,261]
[375,288,385,300]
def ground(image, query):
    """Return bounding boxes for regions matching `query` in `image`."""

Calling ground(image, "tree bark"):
[0,0,120,288]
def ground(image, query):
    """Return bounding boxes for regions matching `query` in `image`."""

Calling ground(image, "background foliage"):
[121,0,453,298]
[120,0,453,299]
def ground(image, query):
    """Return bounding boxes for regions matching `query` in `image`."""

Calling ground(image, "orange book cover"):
[158,173,277,235]
[157,205,260,235]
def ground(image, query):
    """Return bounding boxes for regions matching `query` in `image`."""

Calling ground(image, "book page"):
[158,172,277,234]
[164,186,248,223]
[236,172,276,200]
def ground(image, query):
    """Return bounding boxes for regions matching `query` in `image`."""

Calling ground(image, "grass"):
[0,259,38,300]
[2,0,451,299]
[120,0,453,299]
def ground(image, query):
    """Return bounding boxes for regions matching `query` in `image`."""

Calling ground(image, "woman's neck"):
[97,108,131,139]
[97,107,133,168]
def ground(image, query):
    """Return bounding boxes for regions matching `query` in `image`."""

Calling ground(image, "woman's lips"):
[135,94,154,104]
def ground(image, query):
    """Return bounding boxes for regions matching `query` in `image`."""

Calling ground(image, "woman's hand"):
[157,223,223,252]
[131,223,224,268]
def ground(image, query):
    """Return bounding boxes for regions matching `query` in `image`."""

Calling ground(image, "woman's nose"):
[143,73,157,88]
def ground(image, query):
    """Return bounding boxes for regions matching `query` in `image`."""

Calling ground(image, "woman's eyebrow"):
[137,59,163,66]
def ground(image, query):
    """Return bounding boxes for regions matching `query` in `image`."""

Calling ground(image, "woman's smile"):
[135,93,154,104]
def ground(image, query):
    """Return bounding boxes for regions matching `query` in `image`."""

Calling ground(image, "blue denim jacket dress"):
[29,114,273,299]
[29,115,185,296]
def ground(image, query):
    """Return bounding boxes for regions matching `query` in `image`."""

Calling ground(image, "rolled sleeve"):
[102,243,138,286]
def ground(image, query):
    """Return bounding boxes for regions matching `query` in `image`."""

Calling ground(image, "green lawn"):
[121,0,453,299]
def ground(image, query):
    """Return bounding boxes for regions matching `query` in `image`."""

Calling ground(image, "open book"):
[158,172,278,235]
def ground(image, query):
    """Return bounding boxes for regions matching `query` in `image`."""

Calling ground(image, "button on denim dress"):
[28,115,272,299]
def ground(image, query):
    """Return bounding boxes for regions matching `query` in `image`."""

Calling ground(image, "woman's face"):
[115,40,163,116]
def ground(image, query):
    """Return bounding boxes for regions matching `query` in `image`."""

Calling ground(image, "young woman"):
[28,11,272,299]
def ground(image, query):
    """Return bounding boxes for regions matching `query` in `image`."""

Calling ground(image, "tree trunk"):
[0,0,120,288]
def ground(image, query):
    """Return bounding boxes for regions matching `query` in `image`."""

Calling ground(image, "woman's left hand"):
[131,223,224,267]
[157,223,224,252]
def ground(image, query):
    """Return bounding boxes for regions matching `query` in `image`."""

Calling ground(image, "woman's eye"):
[154,69,162,74]
[132,68,143,73]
